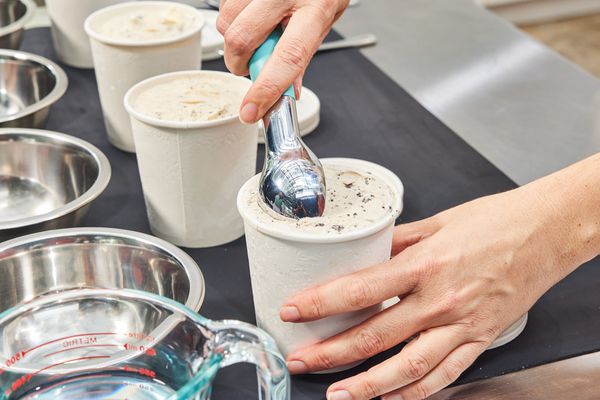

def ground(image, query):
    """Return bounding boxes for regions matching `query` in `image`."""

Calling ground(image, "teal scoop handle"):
[249,27,296,99]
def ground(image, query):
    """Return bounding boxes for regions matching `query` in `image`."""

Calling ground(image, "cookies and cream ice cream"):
[238,158,404,363]
[242,163,399,235]
[132,74,243,122]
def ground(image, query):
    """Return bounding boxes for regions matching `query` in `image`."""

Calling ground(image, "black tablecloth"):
[20,28,600,398]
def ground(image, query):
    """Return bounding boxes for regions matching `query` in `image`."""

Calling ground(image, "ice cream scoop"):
[249,28,326,219]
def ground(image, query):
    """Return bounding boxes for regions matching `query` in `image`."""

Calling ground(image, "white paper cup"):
[238,158,404,371]
[124,70,258,248]
[85,1,204,152]
[46,0,127,68]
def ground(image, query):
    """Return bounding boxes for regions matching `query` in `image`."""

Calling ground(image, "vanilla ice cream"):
[85,1,205,152]
[132,73,243,122]
[99,6,200,42]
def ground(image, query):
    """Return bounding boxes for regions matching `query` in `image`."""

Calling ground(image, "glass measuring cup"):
[0,288,290,399]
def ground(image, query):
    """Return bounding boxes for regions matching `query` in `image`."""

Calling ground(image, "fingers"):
[215,0,251,34]
[219,0,290,76]
[325,326,466,400]
[280,251,422,322]
[286,297,426,373]
[392,217,441,256]
[381,342,485,400]
[240,6,332,123]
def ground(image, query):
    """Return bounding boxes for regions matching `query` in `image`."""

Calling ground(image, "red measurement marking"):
[9,374,31,392]
[5,352,25,368]
[125,333,156,342]
[123,343,157,356]
[122,365,156,379]
[22,333,118,356]
[43,344,121,358]
[30,355,110,378]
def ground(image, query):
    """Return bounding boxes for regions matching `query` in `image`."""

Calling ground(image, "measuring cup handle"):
[249,26,296,99]
[212,320,290,400]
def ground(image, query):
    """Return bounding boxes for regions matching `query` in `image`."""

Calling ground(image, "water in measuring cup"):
[3,342,214,400]
[19,374,176,400]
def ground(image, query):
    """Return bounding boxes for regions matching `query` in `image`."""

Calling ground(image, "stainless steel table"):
[336,0,600,185]
[430,351,600,400]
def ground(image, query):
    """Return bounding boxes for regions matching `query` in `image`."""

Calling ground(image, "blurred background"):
[482,0,600,78]
[29,0,600,79]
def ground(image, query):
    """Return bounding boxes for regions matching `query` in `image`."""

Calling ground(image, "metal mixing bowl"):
[0,50,68,128]
[0,228,205,312]
[0,129,111,241]
[0,0,35,49]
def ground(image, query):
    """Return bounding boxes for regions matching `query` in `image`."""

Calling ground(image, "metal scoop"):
[249,28,326,219]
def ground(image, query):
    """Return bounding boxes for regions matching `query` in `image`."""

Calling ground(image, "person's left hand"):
[278,175,597,399]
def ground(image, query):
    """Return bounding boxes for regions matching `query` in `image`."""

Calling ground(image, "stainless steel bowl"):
[0,50,68,128]
[0,0,35,49]
[0,129,111,241]
[0,227,205,312]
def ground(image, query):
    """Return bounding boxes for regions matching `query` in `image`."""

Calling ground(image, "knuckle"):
[257,78,283,100]
[305,2,335,24]
[458,313,499,341]
[425,293,459,321]
[308,291,326,319]
[414,254,440,282]
[481,324,502,342]
[215,16,229,35]
[346,277,376,308]
[441,358,466,384]
[404,354,431,381]
[437,293,460,315]
[223,25,249,54]
[412,383,432,400]
[360,376,381,399]
[311,351,336,370]
[355,327,386,358]
[277,37,310,70]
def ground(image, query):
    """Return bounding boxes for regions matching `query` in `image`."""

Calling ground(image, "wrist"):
[527,153,600,279]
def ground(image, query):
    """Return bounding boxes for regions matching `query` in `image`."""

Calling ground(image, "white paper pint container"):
[46,0,127,68]
[124,70,258,248]
[85,1,204,152]
[237,158,404,371]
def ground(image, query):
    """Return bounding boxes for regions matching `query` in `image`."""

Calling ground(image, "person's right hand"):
[217,0,349,123]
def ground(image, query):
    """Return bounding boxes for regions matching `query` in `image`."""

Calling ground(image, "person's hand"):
[278,157,600,400]
[217,0,349,123]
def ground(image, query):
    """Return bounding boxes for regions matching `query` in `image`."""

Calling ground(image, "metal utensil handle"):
[249,27,295,99]
[318,33,377,52]
[213,320,290,400]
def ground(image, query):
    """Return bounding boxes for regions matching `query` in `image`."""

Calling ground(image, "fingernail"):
[280,306,301,322]
[240,102,258,124]
[327,390,352,400]
[287,360,308,374]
